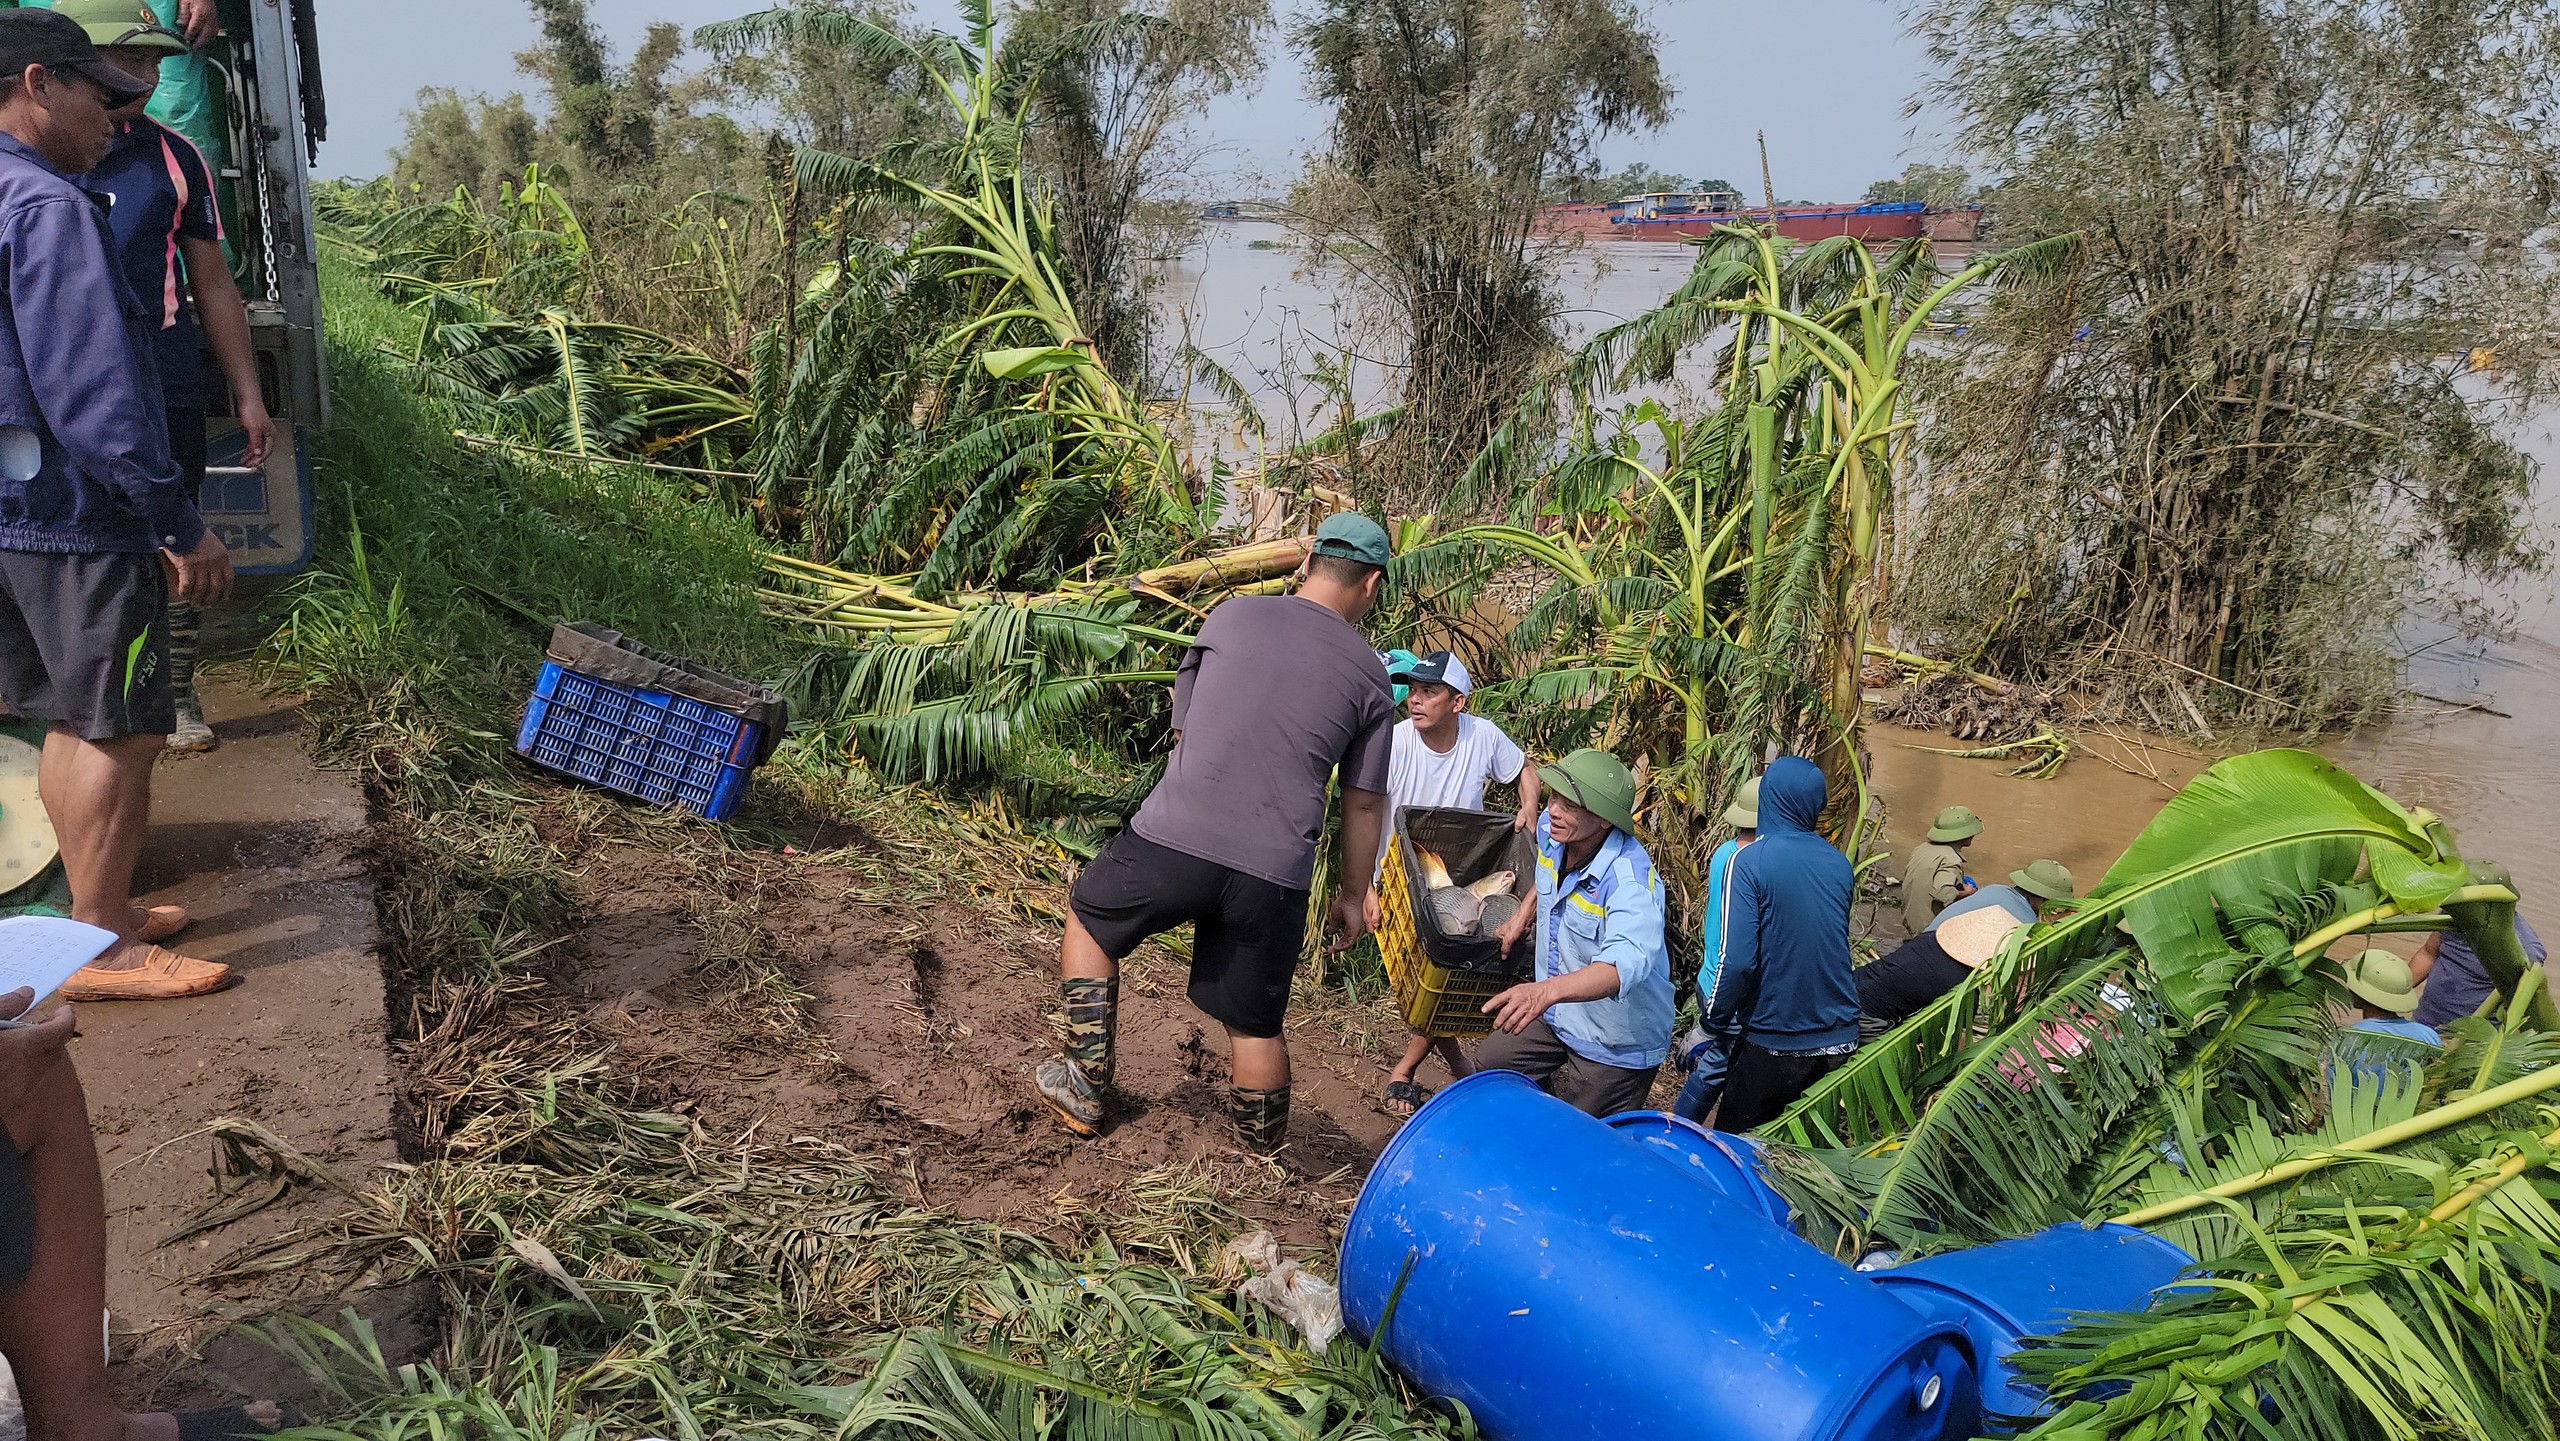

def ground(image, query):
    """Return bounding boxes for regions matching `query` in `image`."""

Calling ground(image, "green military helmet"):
[2010,858,2076,901]
[2340,948,2421,1014]
[1538,748,1640,836]
[1927,805,1983,843]
[39,0,188,54]
[1721,776,1760,830]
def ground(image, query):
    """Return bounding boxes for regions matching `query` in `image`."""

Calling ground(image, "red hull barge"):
[1541,194,1981,244]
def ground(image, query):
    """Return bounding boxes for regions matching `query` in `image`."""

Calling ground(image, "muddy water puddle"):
[1863,723,2209,938]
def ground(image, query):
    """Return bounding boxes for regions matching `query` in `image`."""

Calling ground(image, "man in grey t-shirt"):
[1038,513,1396,1154]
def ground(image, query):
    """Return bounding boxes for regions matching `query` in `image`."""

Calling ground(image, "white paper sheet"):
[0,914,117,1005]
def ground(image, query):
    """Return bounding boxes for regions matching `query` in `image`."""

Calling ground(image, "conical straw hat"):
[1937,904,2024,968]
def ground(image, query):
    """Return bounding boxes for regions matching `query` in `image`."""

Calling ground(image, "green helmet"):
[1538,748,1640,836]
[2010,858,2076,901]
[1927,805,1983,843]
[37,0,187,54]
[1721,776,1760,830]
[2340,948,2420,1014]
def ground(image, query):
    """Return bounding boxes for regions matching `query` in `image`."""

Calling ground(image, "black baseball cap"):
[0,10,156,108]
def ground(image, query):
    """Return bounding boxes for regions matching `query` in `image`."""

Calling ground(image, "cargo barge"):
[1541,190,1982,243]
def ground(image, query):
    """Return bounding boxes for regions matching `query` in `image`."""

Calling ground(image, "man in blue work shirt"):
[0,7,234,1002]
[68,0,276,753]
[1476,748,1674,1117]
[1701,755,1860,1132]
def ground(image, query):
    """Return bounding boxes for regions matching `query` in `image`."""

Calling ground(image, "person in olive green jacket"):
[1901,805,1982,934]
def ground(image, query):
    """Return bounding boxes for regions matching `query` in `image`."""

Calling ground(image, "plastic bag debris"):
[1218,1229,1343,1352]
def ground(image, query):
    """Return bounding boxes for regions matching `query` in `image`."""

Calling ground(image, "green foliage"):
[274,252,788,780]
[1762,751,2505,1254]
[1548,161,1716,204]
[1859,162,1967,207]
[711,0,1197,588]
[1894,0,2560,727]
[1009,0,1273,378]
[1402,226,2074,905]
[1290,0,1671,496]
[322,172,757,471]
[2010,1056,2560,1441]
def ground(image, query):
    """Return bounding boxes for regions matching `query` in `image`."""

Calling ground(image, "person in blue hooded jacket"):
[1697,755,1860,1131]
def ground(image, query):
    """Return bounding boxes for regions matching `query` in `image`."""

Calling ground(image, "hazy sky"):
[322,1,1944,200]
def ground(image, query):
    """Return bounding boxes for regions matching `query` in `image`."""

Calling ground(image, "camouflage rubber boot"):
[1035,976,1117,1136]
[1228,1085,1291,1156]
[1035,1056,1104,1136]
[1061,974,1117,1088]
[166,600,214,752]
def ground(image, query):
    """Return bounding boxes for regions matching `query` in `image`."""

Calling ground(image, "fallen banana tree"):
[1745,748,2560,1439]
[761,536,1313,782]
[704,0,1202,593]
[1395,225,2081,898]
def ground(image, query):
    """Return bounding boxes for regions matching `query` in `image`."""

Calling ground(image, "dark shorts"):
[1070,829,1309,1039]
[0,549,175,739]
[0,1120,30,1291]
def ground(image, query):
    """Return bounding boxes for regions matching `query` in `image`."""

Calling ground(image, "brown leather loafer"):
[137,904,190,944]
[60,945,236,1001]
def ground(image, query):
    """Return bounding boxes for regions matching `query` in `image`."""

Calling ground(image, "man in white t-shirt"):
[1365,651,1539,1115]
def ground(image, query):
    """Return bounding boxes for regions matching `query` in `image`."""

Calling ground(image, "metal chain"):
[251,114,278,303]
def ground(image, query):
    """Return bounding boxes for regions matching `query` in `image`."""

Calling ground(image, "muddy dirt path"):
[558,825,1428,1249]
[74,676,418,1414]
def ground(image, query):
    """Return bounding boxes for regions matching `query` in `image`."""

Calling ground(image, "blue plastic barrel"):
[1604,1110,1793,1226]
[1870,1223,2192,1423]
[1341,1071,1978,1441]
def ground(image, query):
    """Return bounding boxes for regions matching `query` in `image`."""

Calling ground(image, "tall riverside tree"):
[1893,0,2560,725]
[1011,0,1272,380]
[1292,0,1667,500]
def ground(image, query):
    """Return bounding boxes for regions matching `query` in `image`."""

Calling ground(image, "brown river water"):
[1162,223,2560,930]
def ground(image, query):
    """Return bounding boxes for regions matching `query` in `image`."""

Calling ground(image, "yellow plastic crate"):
[1378,813,1533,1038]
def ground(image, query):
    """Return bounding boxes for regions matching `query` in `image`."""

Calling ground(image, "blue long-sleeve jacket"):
[1533,813,1676,1069]
[0,133,201,556]
[1701,756,1860,1051]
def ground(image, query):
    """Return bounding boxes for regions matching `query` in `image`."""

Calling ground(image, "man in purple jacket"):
[0,8,233,1001]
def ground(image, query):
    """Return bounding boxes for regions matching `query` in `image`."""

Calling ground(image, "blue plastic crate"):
[515,662,764,819]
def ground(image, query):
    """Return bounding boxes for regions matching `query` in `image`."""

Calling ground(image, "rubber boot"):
[1228,1084,1290,1155]
[166,599,214,752]
[1035,976,1116,1136]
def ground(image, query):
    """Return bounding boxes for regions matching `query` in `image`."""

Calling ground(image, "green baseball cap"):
[1722,776,1760,829]
[42,0,188,54]
[2010,858,2076,901]
[1927,805,1983,843]
[2340,948,2420,1014]
[1538,748,1640,836]
[1311,511,1391,567]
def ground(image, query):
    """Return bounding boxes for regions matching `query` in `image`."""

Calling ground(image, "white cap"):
[1406,650,1472,695]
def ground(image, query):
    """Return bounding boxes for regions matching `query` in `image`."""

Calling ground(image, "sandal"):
[137,903,190,944]
[58,944,236,1001]
[175,1403,296,1440]
[1383,1079,1429,1116]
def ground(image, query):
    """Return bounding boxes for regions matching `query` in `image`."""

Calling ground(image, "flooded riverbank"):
[1163,220,2560,928]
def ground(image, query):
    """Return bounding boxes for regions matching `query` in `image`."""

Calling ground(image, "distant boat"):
[1540,190,1981,244]
[1201,202,1250,221]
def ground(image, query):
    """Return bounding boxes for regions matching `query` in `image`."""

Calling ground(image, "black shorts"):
[1070,829,1310,1039]
[0,549,175,739]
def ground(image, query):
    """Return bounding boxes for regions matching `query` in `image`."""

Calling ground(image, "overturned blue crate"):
[514,623,787,821]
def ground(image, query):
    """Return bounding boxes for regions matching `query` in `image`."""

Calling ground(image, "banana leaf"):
[1764,750,2489,1254]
